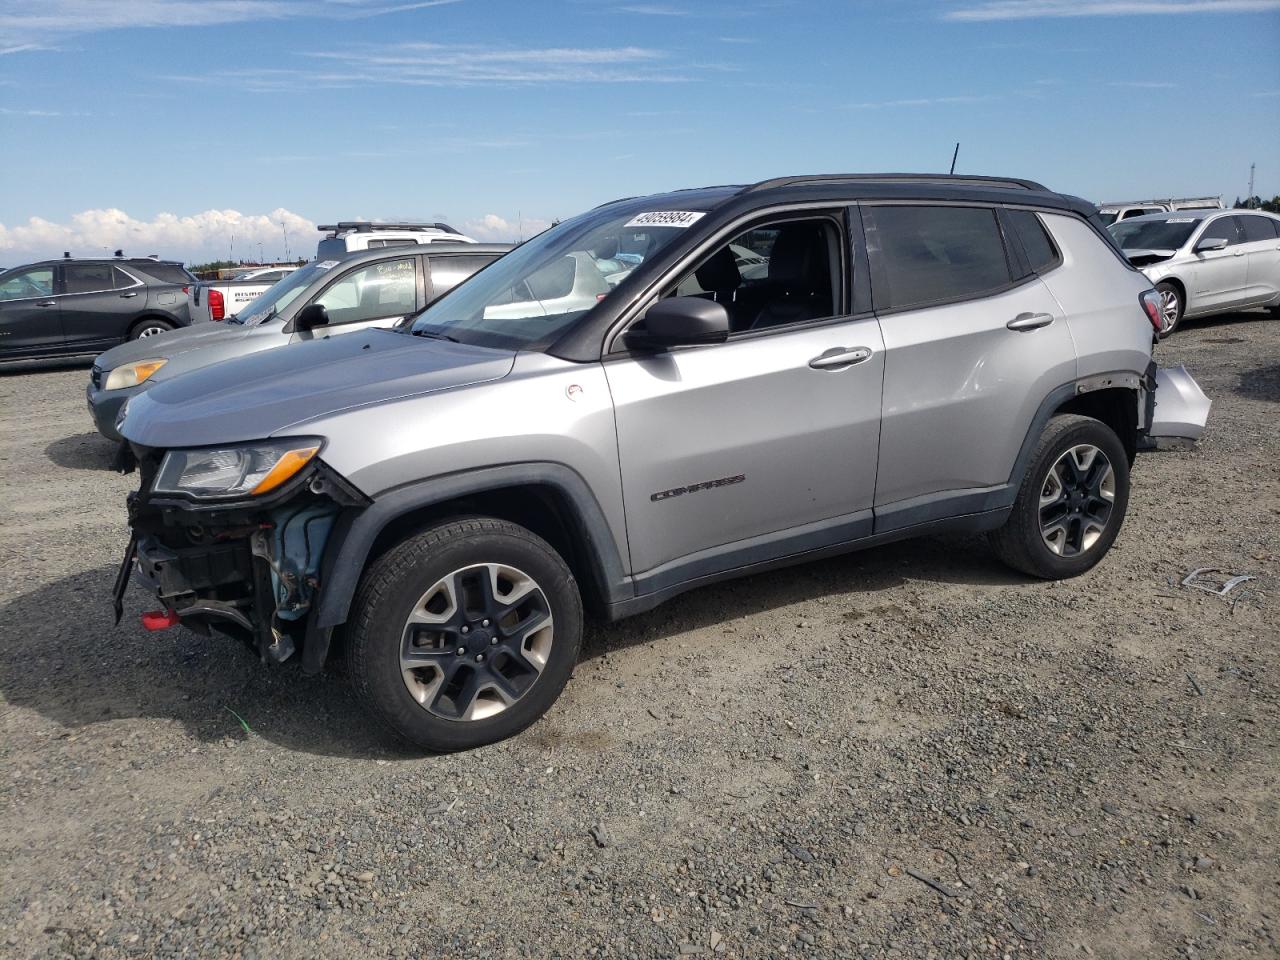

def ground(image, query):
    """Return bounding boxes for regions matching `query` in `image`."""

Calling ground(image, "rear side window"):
[1237,215,1278,242]
[864,205,1012,311]
[367,238,418,249]
[428,255,496,298]
[64,263,115,293]
[137,262,196,285]
[1006,209,1060,274]
[112,266,140,288]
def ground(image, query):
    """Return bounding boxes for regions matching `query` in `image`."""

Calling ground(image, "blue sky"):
[1,0,1278,263]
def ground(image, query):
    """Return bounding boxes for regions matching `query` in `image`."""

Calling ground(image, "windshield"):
[408,206,696,349]
[232,260,335,324]
[1109,217,1200,251]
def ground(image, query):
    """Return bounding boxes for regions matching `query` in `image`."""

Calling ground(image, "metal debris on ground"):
[1179,568,1257,597]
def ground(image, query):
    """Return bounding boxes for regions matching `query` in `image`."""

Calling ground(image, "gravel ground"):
[1,311,1277,960]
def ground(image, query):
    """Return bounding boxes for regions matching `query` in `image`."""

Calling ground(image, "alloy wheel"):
[1158,288,1180,335]
[137,325,165,338]
[1038,444,1116,557]
[400,563,553,721]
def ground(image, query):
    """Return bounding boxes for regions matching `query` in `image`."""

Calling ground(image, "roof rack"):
[317,221,460,236]
[742,173,1049,194]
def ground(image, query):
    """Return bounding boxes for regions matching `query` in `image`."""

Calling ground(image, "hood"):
[121,328,517,449]
[95,321,253,371]
[1123,248,1177,268]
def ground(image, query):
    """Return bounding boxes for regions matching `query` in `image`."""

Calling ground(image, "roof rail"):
[742,173,1049,194]
[317,221,461,236]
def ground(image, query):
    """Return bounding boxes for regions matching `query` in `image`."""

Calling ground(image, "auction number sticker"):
[316,260,340,270]
[624,211,706,228]
[1166,218,1195,223]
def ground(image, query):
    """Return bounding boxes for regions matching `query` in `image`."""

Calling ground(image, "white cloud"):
[0,208,318,265]
[943,0,1280,20]
[0,0,463,51]
[0,207,553,264]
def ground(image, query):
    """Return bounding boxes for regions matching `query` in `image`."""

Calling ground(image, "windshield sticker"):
[1166,218,1195,223]
[624,211,705,229]
[316,260,340,270]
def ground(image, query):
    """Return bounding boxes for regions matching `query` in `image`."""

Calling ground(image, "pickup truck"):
[190,276,284,323]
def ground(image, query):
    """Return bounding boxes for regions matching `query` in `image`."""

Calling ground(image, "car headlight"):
[104,358,167,391]
[153,439,323,499]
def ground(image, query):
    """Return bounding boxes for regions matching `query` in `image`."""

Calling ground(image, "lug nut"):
[461,625,470,634]
[482,619,490,627]
[490,636,498,645]
[475,653,485,662]
[455,647,465,656]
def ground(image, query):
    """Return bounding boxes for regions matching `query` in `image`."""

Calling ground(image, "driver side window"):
[662,216,843,334]
[314,257,417,325]
[0,267,55,302]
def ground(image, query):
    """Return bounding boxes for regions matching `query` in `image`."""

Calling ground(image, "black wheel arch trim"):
[307,462,630,667]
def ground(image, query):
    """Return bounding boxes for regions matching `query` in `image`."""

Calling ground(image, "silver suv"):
[114,174,1210,752]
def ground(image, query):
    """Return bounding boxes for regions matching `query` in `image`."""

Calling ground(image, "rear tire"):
[989,414,1130,579]
[129,318,173,340]
[1155,281,1183,338]
[347,517,582,752]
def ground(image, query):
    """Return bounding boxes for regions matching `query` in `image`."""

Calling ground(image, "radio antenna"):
[949,142,960,175]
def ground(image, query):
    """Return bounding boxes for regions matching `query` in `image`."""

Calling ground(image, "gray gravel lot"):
[1,312,1277,960]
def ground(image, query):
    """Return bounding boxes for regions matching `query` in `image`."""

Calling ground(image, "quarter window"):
[0,266,54,301]
[64,263,115,294]
[313,257,417,325]
[112,266,140,289]
[1006,209,1060,275]
[864,205,1013,311]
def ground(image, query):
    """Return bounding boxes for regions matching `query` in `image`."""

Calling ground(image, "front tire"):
[989,414,1130,579]
[1155,281,1183,338]
[129,319,174,340]
[347,517,582,752]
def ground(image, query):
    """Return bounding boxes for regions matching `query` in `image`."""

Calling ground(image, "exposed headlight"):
[104,358,167,391]
[153,439,323,499]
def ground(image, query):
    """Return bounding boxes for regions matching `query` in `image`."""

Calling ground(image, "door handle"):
[119,291,138,298]
[809,346,872,370]
[36,300,57,307]
[1233,250,1245,257]
[1007,312,1054,331]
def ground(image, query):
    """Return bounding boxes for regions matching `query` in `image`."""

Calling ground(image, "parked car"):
[188,266,303,323]
[0,256,196,362]
[1109,209,1280,335]
[316,221,476,259]
[231,266,300,282]
[1096,196,1223,226]
[87,244,508,441]
[113,173,1209,752]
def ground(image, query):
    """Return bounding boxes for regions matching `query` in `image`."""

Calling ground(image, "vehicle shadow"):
[0,535,1024,758]
[0,356,94,376]
[45,432,119,470]
[1235,363,1280,403]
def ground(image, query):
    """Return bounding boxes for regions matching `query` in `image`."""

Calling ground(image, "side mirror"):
[294,302,329,332]
[1194,236,1229,253]
[625,297,729,351]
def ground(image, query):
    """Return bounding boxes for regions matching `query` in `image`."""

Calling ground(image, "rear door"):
[1235,214,1280,306]
[864,203,1076,532]
[0,265,63,358]
[290,255,422,341]
[1187,215,1248,313]
[59,263,142,349]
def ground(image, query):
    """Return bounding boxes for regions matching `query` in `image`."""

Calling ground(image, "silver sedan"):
[1109,209,1280,336]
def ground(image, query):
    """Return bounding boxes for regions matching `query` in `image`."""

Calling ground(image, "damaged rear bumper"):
[1140,364,1212,451]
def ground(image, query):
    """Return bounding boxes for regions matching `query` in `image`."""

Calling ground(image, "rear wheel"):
[989,414,1130,579]
[129,318,173,340]
[347,517,582,752]
[1155,281,1183,338]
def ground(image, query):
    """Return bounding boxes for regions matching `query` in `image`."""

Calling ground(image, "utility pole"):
[1247,162,1255,208]
[281,220,290,262]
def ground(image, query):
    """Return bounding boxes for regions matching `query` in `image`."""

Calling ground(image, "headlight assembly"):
[153,439,323,499]
[104,358,167,391]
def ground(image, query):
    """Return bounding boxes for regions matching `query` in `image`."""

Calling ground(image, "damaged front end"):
[117,438,369,668]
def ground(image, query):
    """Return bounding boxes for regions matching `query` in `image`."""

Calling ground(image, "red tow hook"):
[141,609,181,631]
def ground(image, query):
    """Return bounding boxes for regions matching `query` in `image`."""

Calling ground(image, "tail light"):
[181,285,189,295]
[209,288,225,321]
[1139,289,1162,334]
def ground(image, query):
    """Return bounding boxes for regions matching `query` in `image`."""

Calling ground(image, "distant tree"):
[190,259,237,274]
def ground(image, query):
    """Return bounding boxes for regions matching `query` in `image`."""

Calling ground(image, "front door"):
[0,265,62,358]
[1187,216,1248,313]
[291,255,422,340]
[605,213,884,581]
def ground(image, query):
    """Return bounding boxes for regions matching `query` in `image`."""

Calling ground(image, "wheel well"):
[128,314,173,334]
[365,484,609,616]
[1054,387,1138,464]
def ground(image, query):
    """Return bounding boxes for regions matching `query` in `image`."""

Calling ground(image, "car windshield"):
[408,206,696,349]
[232,261,334,325]
[1109,218,1200,251]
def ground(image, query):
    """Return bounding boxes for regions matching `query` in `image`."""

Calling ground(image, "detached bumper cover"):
[1148,364,1211,442]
